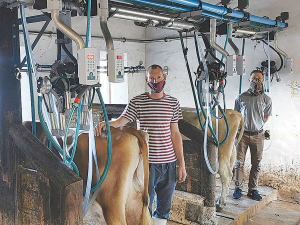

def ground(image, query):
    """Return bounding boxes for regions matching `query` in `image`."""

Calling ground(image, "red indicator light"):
[291,61,293,63]
[117,55,122,59]
[87,55,94,59]
[233,59,236,61]
[243,59,246,61]
[220,80,224,84]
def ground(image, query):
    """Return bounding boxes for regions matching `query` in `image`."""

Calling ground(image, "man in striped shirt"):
[95,64,186,225]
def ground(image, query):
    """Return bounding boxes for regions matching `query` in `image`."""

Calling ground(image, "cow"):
[181,108,244,211]
[24,122,153,225]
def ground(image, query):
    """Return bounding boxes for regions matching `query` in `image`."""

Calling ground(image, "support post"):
[0,7,22,224]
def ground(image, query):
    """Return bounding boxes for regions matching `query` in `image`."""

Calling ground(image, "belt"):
[244,130,263,135]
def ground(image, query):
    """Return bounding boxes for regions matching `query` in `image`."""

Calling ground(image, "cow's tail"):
[126,128,153,225]
[235,113,245,146]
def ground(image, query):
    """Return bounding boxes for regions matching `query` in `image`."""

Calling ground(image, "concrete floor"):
[245,200,300,225]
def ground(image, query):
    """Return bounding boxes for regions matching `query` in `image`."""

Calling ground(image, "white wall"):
[145,0,300,191]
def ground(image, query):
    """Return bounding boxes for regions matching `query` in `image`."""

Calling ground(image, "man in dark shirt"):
[233,70,272,201]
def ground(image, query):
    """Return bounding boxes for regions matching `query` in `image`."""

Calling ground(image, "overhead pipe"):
[121,0,190,12]
[228,22,240,56]
[110,6,173,21]
[110,7,194,30]
[274,32,288,58]
[51,9,85,49]
[202,11,239,23]
[210,19,229,57]
[117,0,286,28]
[98,0,114,52]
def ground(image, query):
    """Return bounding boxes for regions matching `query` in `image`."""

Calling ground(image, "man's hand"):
[177,165,187,183]
[94,122,106,136]
[94,117,130,137]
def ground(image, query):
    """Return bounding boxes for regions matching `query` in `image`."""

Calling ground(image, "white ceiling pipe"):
[274,32,288,58]
[113,13,150,22]
[228,22,240,56]
[234,29,257,35]
[98,0,114,51]
[110,7,172,21]
[210,18,229,57]
[110,6,194,30]
[52,9,85,49]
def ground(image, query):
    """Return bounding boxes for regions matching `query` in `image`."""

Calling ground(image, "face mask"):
[248,78,263,96]
[147,80,166,93]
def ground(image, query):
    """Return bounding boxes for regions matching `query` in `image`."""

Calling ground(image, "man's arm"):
[170,122,186,183]
[95,117,129,136]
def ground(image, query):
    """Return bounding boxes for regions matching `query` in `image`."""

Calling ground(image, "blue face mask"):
[147,80,166,93]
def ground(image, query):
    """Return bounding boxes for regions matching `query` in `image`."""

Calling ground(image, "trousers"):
[234,131,264,191]
[148,162,177,219]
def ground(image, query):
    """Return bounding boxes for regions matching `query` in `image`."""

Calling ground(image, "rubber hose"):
[38,96,79,175]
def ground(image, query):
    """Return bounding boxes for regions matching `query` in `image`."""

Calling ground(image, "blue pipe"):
[124,0,286,28]
[165,0,199,8]
[201,11,239,23]
[127,0,190,11]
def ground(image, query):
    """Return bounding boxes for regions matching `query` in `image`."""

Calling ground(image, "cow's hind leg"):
[217,159,233,212]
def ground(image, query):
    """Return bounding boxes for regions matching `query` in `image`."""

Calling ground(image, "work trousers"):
[234,132,264,191]
[148,162,177,220]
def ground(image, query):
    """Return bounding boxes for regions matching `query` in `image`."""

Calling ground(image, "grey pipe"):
[110,7,172,21]
[165,21,194,30]
[274,32,288,58]
[210,19,229,57]
[51,9,85,49]
[99,0,114,51]
[111,6,194,30]
[228,23,240,56]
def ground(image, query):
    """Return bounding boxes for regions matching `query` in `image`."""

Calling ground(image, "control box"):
[108,50,124,83]
[237,55,246,76]
[226,55,237,76]
[78,48,100,85]
[286,58,293,74]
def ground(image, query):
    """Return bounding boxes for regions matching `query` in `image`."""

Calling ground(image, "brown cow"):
[24,122,153,225]
[73,127,153,225]
[181,108,244,211]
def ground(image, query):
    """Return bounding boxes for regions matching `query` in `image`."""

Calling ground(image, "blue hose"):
[66,101,82,167]
[38,96,79,175]
[179,32,205,132]
[20,5,36,136]
[85,0,92,48]
[90,88,112,193]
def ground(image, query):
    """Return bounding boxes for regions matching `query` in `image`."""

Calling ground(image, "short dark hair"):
[148,64,163,73]
[250,70,263,77]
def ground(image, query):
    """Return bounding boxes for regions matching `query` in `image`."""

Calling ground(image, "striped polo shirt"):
[121,93,183,164]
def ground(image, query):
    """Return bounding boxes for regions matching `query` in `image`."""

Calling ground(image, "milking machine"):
[20,0,117,215]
